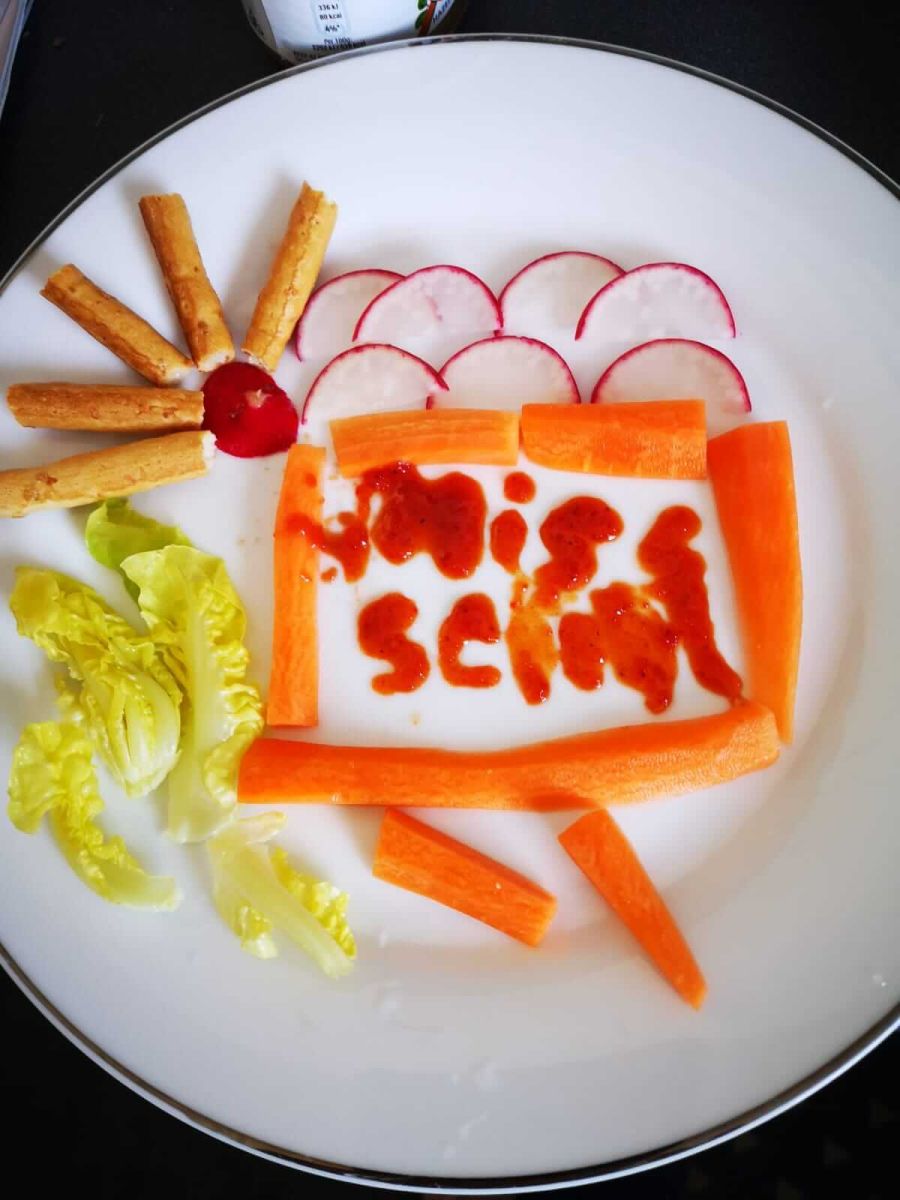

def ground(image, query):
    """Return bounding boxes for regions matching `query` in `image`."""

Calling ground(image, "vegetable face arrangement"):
[1,181,802,1006]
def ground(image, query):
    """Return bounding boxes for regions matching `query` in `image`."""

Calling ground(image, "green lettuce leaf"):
[208,813,355,976]
[10,568,182,798]
[8,721,180,910]
[122,546,264,843]
[85,498,191,601]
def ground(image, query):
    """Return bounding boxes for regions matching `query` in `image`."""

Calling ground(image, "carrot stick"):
[266,443,325,727]
[239,701,779,809]
[707,422,801,742]
[373,810,557,946]
[559,810,707,1008]
[330,408,519,477]
[521,400,707,478]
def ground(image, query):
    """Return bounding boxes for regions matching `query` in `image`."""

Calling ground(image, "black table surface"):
[1,2,897,1196]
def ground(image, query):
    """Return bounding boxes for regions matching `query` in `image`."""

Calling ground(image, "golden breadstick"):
[139,194,235,371]
[0,430,214,518]
[41,265,194,385]
[242,183,337,371]
[7,383,203,433]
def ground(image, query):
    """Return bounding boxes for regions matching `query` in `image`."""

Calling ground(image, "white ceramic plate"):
[1,37,898,1191]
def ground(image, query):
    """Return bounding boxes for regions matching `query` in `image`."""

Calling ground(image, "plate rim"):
[2,31,898,1193]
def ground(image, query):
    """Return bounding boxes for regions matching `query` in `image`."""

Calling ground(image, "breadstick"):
[0,430,214,518]
[139,194,235,371]
[7,383,203,433]
[41,265,194,385]
[242,183,337,371]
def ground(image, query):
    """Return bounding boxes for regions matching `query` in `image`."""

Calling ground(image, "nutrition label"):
[311,1,353,49]
[242,0,463,62]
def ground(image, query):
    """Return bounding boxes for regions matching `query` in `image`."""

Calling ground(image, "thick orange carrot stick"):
[330,408,519,477]
[267,443,325,726]
[559,810,707,1008]
[239,701,779,809]
[521,400,707,478]
[707,422,801,742]
[373,810,557,946]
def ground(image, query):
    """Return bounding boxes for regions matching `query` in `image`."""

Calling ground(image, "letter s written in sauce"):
[357,593,430,695]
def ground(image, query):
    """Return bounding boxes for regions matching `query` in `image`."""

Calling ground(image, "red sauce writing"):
[321,567,337,583]
[505,496,623,705]
[358,462,486,579]
[490,509,528,575]
[639,506,742,702]
[303,461,486,583]
[357,593,429,695]
[533,497,623,611]
[437,594,502,688]
[506,603,558,705]
[557,611,605,691]
[560,584,678,713]
[504,471,536,504]
[290,511,370,582]
[336,469,737,710]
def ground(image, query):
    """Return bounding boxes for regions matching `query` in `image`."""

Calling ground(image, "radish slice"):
[576,263,736,343]
[590,339,750,434]
[203,363,298,458]
[432,336,580,409]
[294,269,403,361]
[353,265,502,345]
[301,343,448,424]
[499,251,624,332]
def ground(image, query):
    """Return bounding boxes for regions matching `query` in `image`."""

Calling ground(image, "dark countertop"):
[1,2,897,1196]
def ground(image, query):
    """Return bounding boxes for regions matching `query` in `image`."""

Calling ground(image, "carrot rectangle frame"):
[267,443,326,727]
[239,702,779,809]
[521,400,707,478]
[330,408,520,476]
[708,421,802,742]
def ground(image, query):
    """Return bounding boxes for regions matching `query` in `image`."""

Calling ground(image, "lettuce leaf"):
[10,568,182,798]
[208,813,355,976]
[122,546,263,843]
[85,498,191,601]
[8,721,180,910]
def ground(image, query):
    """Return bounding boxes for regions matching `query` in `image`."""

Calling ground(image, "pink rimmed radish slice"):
[431,336,580,409]
[353,265,502,347]
[499,251,624,332]
[576,263,736,343]
[294,269,403,361]
[591,339,750,435]
[301,344,447,424]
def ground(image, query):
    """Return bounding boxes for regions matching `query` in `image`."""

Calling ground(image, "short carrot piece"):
[373,809,557,946]
[330,408,520,477]
[239,701,779,809]
[559,810,707,1008]
[707,421,801,742]
[267,443,325,727]
[521,400,707,478]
